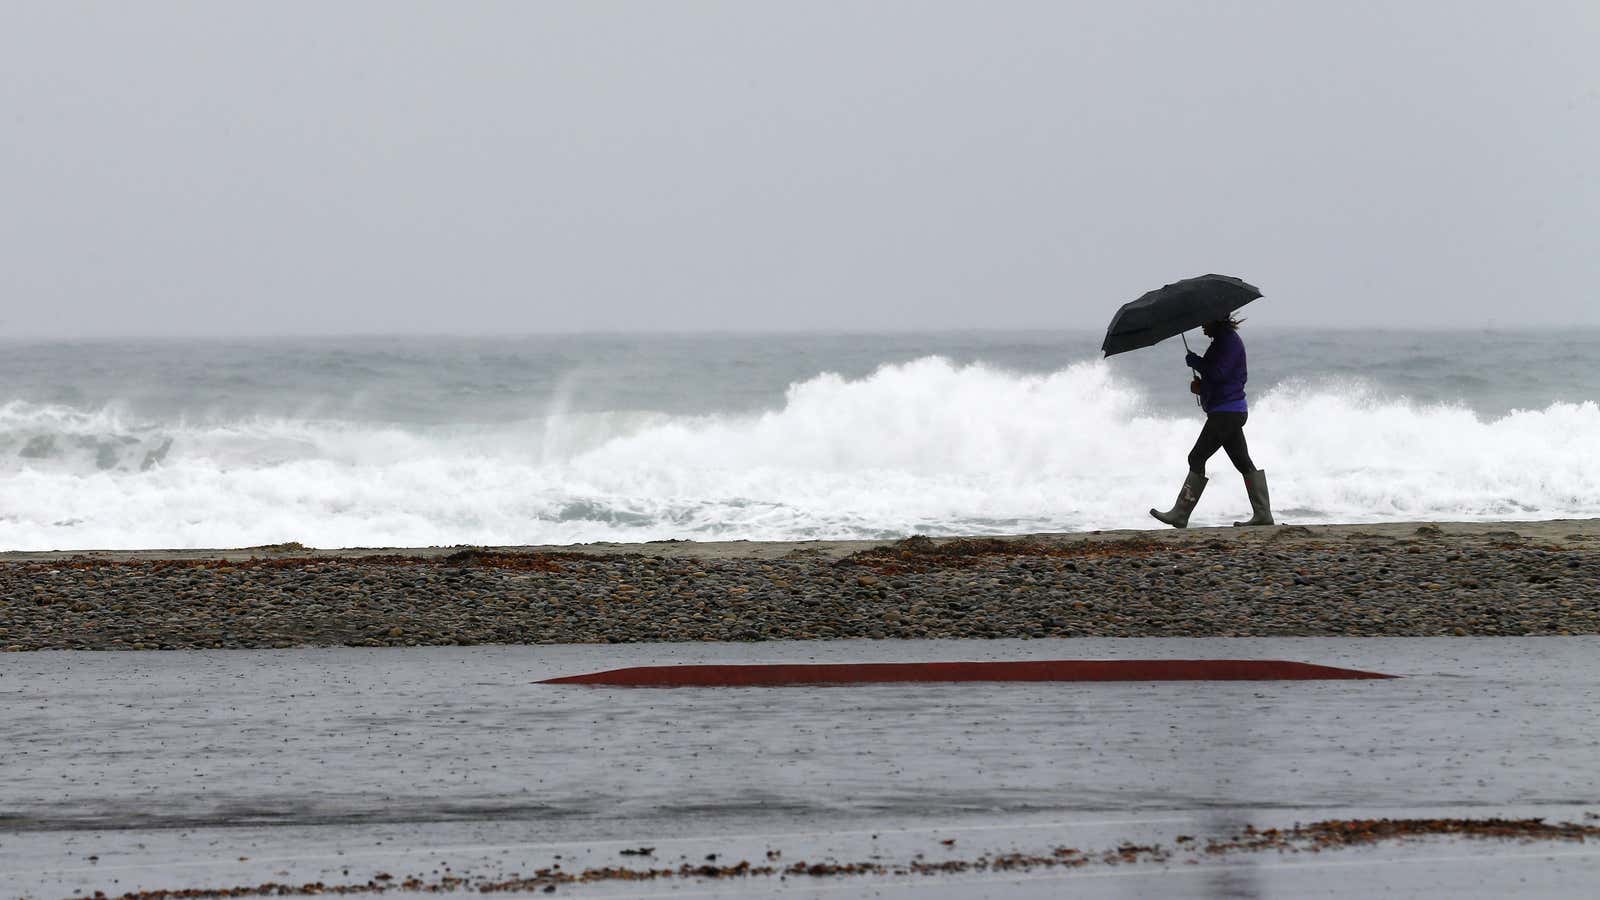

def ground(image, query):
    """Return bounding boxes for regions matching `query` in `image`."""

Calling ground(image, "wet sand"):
[5,638,1599,897]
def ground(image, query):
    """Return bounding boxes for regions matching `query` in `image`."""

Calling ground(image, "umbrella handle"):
[1181,331,1202,408]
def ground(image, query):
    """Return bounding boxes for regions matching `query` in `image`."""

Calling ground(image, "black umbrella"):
[1100,274,1262,357]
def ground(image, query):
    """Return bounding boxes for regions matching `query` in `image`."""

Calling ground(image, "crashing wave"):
[0,358,1596,550]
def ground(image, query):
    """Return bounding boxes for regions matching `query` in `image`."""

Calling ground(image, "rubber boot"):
[1232,469,1274,526]
[1149,471,1207,528]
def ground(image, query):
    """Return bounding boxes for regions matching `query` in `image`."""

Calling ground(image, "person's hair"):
[1211,314,1244,331]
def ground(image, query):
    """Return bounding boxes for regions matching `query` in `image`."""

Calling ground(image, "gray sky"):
[3,1,1597,337]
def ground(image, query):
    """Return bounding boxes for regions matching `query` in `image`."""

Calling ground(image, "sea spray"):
[0,357,1597,550]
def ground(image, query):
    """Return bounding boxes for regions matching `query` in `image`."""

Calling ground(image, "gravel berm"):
[3,520,1598,651]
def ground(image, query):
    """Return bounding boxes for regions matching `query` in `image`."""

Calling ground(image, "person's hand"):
[1185,351,1203,369]
[1189,376,1202,395]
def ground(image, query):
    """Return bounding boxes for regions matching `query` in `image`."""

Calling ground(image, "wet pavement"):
[3,637,1598,897]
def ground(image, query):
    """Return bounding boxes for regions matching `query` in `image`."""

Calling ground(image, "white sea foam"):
[0,357,1596,550]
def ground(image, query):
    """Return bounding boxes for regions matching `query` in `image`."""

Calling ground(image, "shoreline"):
[5,517,1597,563]
[3,519,1598,651]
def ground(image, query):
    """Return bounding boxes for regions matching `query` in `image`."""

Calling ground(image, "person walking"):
[1149,315,1274,528]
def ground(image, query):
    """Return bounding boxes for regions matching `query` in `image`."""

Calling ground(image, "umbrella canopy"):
[1101,274,1262,357]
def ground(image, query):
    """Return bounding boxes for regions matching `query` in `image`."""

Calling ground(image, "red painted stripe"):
[539,659,1395,687]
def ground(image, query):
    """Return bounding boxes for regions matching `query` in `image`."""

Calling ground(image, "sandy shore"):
[6,518,1598,564]
[2,519,1598,650]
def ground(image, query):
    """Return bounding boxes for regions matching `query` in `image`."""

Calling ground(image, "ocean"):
[1,329,1596,551]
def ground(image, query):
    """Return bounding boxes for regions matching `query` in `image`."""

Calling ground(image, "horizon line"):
[2,323,1597,342]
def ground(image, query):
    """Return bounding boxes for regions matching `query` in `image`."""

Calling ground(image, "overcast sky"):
[2,1,1596,337]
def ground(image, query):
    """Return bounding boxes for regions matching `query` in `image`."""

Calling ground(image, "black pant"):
[1188,412,1255,476]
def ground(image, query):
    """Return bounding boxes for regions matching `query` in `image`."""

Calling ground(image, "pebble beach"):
[3,520,1598,651]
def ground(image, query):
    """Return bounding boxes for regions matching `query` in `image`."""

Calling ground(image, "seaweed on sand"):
[838,533,1190,574]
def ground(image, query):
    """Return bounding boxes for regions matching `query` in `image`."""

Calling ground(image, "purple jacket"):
[1186,330,1248,414]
